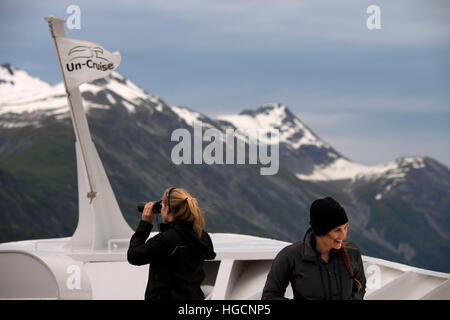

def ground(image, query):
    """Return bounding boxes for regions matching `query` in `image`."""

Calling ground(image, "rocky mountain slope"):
[1,63,449,272]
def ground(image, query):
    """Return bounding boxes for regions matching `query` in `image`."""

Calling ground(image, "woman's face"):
[326,223,348,250]
[161,201,171,223]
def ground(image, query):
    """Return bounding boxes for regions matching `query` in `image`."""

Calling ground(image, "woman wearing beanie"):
[262,197,366,300]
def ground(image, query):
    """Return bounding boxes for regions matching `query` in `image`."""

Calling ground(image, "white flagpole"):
[44,16,132,252]
[45,16,97,203]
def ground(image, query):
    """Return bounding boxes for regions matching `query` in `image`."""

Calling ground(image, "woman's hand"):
[142,202,154,223]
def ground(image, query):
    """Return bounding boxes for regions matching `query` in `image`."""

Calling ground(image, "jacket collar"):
[302,228,338,262]
[302,228,318,262]
[159,219,193,232]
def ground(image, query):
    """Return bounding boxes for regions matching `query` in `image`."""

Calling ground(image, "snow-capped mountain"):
[1,63,449,272]
[0,63,54,104]
[214,104,439,200]
[295,155,427,183]
[0,63,168,127]
[218,103,331,150]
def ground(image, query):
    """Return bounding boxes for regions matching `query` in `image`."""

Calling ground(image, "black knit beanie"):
[310,197,348,236]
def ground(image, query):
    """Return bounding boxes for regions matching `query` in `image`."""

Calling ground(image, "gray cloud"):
[0,0,449,167]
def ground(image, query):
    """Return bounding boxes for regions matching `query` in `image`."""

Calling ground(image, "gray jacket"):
[262,229,366,300]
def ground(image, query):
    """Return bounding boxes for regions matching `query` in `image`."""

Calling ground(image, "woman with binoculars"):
[127,187,216,300]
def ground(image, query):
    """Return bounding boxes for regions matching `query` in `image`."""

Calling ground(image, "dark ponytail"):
[338,244,362,291]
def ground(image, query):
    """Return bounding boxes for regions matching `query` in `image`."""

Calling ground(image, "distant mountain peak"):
[80,71,153,104]
[218,103,331,151]
[395,156,426,169]
[240,102,287,115]
[239,103,298,124]
[0,63,54,106]
[296,155,430,184]
[1,63,16,76]
[90,72,130,88]
[0,64,168,123]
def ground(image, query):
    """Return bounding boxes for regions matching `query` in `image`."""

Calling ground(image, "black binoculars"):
[137,200,162,214]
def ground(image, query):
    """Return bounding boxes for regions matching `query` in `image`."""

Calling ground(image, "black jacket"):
[127,219,216,300]
[262,229,366,300]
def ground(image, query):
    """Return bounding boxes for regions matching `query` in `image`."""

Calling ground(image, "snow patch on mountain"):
[217,103,330,150]
[0,64,54,105]
[80,72,149,104]
[171,106,204,126]
[0,65,166,127]
[296,155,427,198]
[296,158,375,181]
[371,157,426,201]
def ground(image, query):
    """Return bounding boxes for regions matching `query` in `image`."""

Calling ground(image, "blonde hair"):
[162,187,205,238]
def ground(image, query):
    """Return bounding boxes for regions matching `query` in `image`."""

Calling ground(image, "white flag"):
[56,37,121,90]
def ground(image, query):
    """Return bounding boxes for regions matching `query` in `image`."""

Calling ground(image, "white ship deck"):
[1,233,449,300]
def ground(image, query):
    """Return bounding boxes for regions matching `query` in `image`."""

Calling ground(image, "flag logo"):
[56,37,121,90]
[68,46,109,61]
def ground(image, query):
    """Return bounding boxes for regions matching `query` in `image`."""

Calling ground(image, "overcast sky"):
[1,0,449,167]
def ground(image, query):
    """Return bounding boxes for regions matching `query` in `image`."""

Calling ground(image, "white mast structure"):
[45,17,133,252]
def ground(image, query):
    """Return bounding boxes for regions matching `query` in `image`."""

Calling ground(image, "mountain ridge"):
[1,63,449,272]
